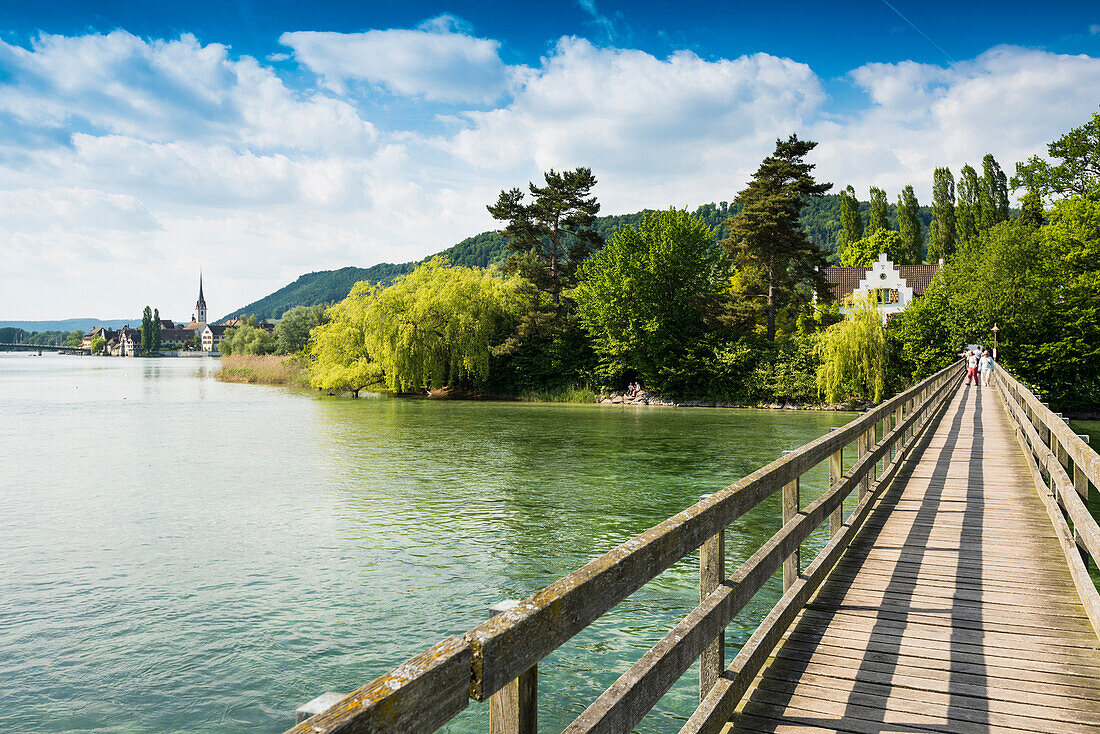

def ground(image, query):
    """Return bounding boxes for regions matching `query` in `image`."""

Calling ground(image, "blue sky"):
[1,1,1098,319]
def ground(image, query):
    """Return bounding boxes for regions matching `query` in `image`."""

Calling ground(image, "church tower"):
[196,272,207,323]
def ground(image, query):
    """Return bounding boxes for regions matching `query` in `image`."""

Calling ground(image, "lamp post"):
[991,323,999,361]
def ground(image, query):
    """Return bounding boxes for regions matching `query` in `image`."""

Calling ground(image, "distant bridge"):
[286,362,1100,734]
[0,342,89,355]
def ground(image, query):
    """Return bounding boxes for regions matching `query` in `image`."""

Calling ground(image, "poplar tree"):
[722,134,831,341]
[930,167,957,262]
[488,167,602,309]
[1017,190,1044,229]
[141,306,153,354]
[982,153,1010,226]
[867,186,890,235]
[956,164,980,244]
[152,308,162,352]
[839,185,864,248]
[896,185,924,265]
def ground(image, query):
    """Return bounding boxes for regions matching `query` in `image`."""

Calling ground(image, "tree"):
[839,185,864,250]
[487,167,602,309]
[275,304,328,354]
[722,134,832,341]
[152,308,162,353]
[983,153,1010,226]
[896,185,923,265]
[839,229,907,266]
[220,319,276,356]
[361,257,522,392]
[89,334,106,355]
[930,167,957,262]
[1012,111,1100,199]
[1017,190,1044,229]
[310,283,383,397]
[867,186,890,235]
[574,209,731,394]
[816,291,886,403]
[956,164,980,245]
[140,306,153,354]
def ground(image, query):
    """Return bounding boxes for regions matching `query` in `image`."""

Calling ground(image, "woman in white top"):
[979,350,994,386]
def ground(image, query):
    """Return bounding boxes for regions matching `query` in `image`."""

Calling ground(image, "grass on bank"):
[217,354,311,387]
[515,384,596,403]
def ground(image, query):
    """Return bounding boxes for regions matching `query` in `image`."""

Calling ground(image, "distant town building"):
[822,254,939,323]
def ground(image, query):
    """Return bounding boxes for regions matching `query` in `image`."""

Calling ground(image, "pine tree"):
[867,186,890,235]
[956,164,980,244]
[931,167,957,262]
[488,167,602,309]
[896,185,924,265]
[722,134,832,340]
[839,184,864,250]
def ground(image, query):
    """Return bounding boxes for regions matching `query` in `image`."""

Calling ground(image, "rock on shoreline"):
[596,388,864,412]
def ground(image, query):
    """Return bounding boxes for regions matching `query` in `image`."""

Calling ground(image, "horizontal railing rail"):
[285,360,965,734]
[996,367,1100,635]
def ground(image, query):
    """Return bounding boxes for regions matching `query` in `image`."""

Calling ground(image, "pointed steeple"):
[195,271,207,323]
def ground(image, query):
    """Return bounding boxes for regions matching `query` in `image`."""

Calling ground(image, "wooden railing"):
[996,367,1100,636]
[285,360,965,734]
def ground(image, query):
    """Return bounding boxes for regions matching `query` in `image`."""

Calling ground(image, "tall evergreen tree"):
[838,184,864,249]
[152,308,162,352]
[140,306,153,354]
[867,186,890,235]
[956,164,980,244]
[488,167,602,309]
[897,185,924,265]
[982,153,1010,225]
[722,134,832,341]
[930,167,957,262]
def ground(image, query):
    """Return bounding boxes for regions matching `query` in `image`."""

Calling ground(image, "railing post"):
[828,430,843,536]
[488,600,537,734]
[894,403,904,459]
[779,453,800,591]
[697,494,725,699]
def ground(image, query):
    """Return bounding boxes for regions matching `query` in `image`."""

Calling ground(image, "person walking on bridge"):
[962,348,979,386]
[980,350,994,386]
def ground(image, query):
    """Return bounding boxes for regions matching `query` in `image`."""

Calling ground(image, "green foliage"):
[89,334,106,354]
[1012,110,1100,200]
[839,229,906,267]
[867,186,889,235]
[1017,190,1045,229]
[309,282,383,397]
[226,264,414,321]
[896,185,923,264]
[816,292,886,403]
[275,304,328,354]
[488,167,602,308]
[981,153,1010,228]
[956,164,980,245]
[723,134,832,340]
[152,308,161,352]
[839,185,864,250]
[362,257,523,392]
[220,320,276,356]
[574,209,730,395]
[140,306,153,354]
[931,167,957,261]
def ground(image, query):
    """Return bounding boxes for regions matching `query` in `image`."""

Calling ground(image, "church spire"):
[196,271,207,323]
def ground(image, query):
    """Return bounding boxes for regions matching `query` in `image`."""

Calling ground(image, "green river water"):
[1,352,891,733]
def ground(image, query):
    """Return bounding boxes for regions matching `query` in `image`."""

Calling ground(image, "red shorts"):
[967,366,977,382]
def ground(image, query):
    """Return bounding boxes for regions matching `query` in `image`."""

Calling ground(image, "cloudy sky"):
[1,1,1098,320]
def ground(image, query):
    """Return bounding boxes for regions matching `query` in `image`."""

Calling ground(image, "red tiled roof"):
[823,263,939,302]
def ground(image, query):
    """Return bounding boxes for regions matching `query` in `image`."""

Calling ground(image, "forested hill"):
[225,195,935,320]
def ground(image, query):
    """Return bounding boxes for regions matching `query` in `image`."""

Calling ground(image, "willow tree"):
[363,257,522,392]
[815,291,886,403]
[310,282,383,397]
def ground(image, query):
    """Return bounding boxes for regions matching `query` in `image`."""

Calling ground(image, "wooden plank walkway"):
[726,381,1100,733]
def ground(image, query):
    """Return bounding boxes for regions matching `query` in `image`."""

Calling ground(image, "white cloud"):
[280,18,521,104]
[813,45,1100,200]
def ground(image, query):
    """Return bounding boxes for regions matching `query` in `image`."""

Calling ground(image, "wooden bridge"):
[286,361,1100,734]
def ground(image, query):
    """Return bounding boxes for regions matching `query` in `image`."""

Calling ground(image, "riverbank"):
[216,354,310,387]
[596,387,866,411]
